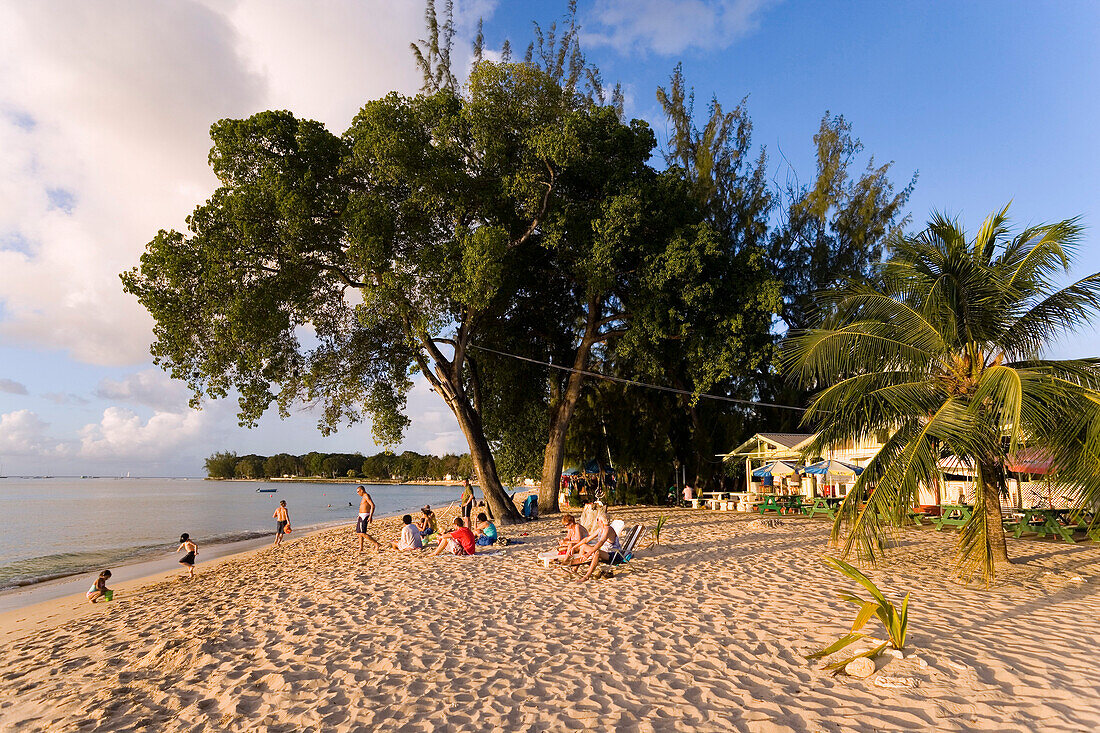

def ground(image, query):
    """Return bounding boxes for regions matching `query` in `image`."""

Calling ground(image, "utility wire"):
[468,344,809,412]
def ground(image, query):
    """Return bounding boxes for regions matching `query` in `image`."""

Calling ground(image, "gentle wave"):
[0,529,281,590]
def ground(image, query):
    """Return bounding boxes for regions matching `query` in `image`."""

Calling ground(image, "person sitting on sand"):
[415,505,439,539]
[392,514,424,551]
[558,513,589,558]
[86,570,113,603]
[177,533,198,579]
[568,507,623,582]
[429,517,477,557]
[473,512,497,546]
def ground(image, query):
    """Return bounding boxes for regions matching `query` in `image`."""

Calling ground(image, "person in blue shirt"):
[474,512,497,546]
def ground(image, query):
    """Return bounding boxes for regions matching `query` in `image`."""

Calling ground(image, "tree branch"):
[509,162,556,249]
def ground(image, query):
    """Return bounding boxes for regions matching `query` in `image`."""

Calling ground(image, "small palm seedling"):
[806,556,910,672]
[650,513,668,545]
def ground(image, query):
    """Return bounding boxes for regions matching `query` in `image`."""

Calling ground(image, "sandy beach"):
[3,506,1100,732]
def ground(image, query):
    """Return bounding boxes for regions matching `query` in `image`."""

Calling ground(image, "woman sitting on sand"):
[473,512,497,546]
[567,507,622,582]
[559,513,588,557]
[415,505,438,539]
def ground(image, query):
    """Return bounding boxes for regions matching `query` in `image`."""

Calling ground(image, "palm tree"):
[781,206,1100,583]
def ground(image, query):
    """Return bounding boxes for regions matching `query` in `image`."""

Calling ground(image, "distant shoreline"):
[205,477,473,485]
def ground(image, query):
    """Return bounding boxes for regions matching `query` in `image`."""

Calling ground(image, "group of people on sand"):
[547,504,627,582]
[86,480,615,603]
[351,481,498,556]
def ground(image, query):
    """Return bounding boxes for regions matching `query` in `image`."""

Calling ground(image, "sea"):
[0,477,475,593]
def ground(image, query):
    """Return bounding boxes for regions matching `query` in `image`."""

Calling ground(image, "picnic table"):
[932,504,972,530]
[873,506,927,526]
[803,496,843,520]
[755,495,804,515]
[1003,508,1085,544]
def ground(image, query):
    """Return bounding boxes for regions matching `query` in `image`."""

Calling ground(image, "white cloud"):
[0,0,483,367]
[41,392,90,406]
[0,409,68,456]
[584,0,776,55]
[398,379,466,455]
[78,405,211,460]
[95,369,191,412]
[0,378,28,395]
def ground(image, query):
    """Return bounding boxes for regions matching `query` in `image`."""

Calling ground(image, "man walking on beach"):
[355,486,381,552]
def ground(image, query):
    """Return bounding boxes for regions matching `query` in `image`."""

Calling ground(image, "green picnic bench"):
[873,507,927,526]
[755,495,804,515]
[804,497,842,520]
[1003,508,1080,544]
[932,504,972,530]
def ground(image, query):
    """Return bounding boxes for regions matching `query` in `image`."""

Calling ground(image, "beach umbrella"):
[803,459,864,476]
[752,460,802,477]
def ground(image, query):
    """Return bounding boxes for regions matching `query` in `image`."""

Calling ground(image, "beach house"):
[720,432,1041,508]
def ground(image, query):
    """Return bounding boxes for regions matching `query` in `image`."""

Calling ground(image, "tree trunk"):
[451,398,522,524]
[411,331,521,525]
[538,414,570,514]
[537,299,602,514]
[983,474,1010,565]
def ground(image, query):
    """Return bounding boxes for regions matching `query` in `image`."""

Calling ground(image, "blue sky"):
[1,0,1098,476]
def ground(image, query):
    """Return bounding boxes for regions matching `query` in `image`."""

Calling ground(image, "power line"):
[468,344,809,412]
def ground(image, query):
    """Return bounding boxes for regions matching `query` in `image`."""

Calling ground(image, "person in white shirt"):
[391,514,424,550]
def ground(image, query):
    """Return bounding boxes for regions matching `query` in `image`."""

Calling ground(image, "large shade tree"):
[781,207,1100,582]
[122,61,653,523]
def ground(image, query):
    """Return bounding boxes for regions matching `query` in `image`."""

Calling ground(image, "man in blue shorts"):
[355,486,381,552]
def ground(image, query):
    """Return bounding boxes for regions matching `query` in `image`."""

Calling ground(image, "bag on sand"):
[494,536,510,546]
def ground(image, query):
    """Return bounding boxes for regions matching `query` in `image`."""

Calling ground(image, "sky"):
[1,0,1098,476]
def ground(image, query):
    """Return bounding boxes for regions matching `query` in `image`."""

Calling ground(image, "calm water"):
[0,478,476,590]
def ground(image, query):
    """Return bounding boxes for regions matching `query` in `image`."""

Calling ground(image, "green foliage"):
[567,485,582,507]
[782,207,1100,583]
[204,451,237,479]
[204,449,475,481]
[651,513,668,545]
[769,113,917,332]
[806,557,909,672]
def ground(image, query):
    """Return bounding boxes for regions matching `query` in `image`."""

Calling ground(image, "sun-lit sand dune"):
[3,507,1100,732]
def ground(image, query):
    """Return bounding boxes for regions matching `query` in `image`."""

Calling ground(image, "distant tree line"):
[204,450,474,482]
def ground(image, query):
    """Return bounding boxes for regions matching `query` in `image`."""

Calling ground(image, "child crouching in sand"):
[86,570,113,603]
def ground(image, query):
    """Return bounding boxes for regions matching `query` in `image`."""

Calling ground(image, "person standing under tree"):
[460,479,475,525]
[355,486,381,553]
[273,500,291,546]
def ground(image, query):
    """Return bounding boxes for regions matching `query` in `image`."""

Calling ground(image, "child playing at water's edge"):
[177,533,198,579]
[273,500,291,546]
[86,570,113,603]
